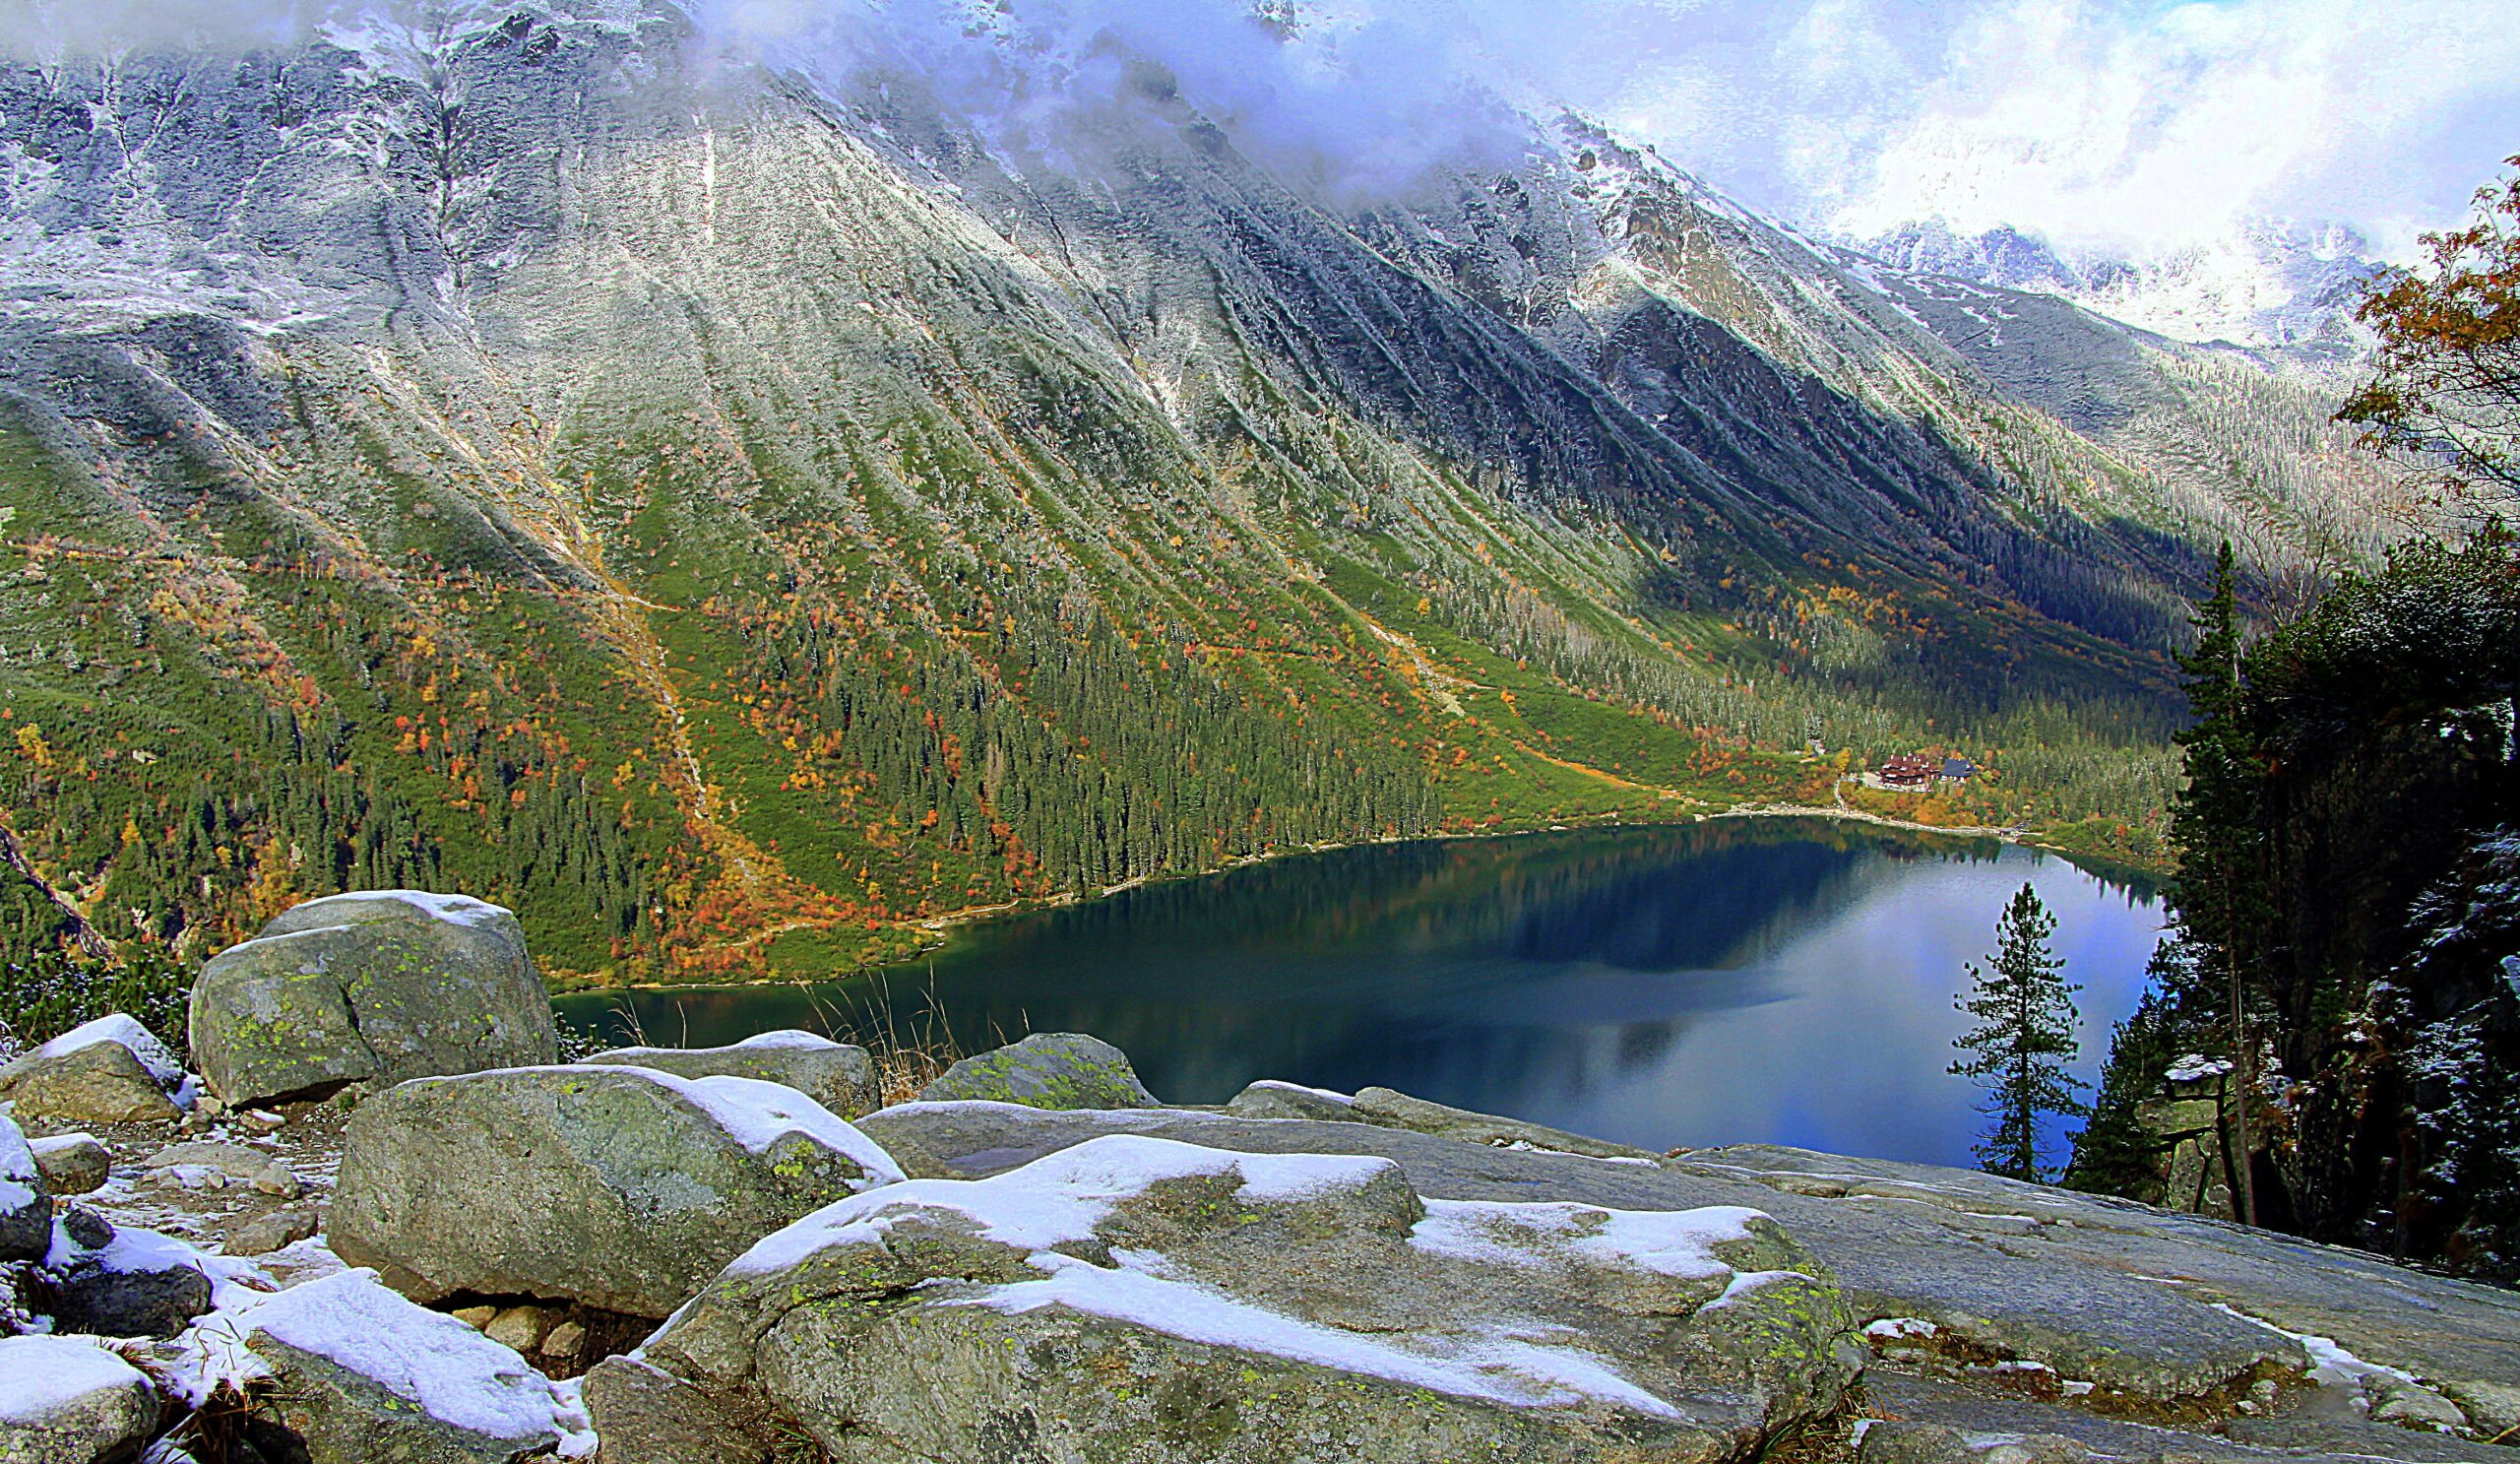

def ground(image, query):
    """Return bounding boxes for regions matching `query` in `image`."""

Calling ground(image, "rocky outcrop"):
[0,1114,49,1262]
[0,1015,188,1124]
[234,1269,572,1464]
[0,1335,159,1462]
[188,891,558,1108]
[915,1032,1158,1110]
[605,1133,1859,1463]
[585,1031,881,1118]
[330,1065,903,1318]
[854,1093,2520,1456]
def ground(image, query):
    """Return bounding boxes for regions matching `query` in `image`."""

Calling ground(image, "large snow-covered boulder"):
[189,891,558,1108]
[0,1335,159,1462]
[0,1114,48,1262]
[229,1269,573,1464]
[605,1134,1858,1463]
[584,1030,882,1118]
[915,1032,1158,1110]
[330,1065,904,1318]
[0,1014,189,1124]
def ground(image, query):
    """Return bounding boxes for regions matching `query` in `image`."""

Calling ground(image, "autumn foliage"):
[2338,154,2520,504]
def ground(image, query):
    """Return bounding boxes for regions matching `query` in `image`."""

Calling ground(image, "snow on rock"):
[177,1269,573,1455]
[279,889,513,929]
[633,1132,1854,1458]
[26,1015,187,1091]
[955,1248,1687,1419]
[0,1334,158,1455]
[727,1134,1390,1275]
[2165,1053,2236,1084]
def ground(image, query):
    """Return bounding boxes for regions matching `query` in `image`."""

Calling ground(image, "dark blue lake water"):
[558,818,2165,1169]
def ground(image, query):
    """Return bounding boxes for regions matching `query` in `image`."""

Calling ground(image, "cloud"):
[1639,0,2520,262]
[7,0,2513,261]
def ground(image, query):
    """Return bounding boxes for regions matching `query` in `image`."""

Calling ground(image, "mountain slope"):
[0,0,2372,982]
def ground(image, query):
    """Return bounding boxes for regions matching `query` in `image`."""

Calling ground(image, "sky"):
[696,0,2520,263]
[13,0,2518,262]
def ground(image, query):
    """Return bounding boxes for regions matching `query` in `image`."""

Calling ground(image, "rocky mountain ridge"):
[0,0,2397,981]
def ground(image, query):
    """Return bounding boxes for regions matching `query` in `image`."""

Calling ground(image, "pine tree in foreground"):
[1952,883,2090,1182]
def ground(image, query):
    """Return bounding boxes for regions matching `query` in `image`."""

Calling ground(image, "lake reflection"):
[559,819,2165,1168]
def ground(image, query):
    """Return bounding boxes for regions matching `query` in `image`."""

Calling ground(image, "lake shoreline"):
[552,796,2152,998]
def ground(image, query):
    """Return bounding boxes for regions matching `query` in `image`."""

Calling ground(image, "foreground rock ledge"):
[597,1133,1859,1463]
[330,1063,904,1318]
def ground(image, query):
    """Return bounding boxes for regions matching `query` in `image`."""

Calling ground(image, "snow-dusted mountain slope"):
[0,0,2396,970]
[1852,216,2382,370]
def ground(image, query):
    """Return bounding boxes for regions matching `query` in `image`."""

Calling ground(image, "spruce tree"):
[1951,883,2089,1183]
[2168,541,2263,1223]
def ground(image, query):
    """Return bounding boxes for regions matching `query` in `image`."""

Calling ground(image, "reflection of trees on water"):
[556,822,2159,1145]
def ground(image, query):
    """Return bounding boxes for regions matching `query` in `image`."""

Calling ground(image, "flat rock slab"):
[586,1031,881,1117]
[0,1335,159,1463]
[331,1065,904,1318]
[619,1133,1859,1463]
[189,890,557,1108]
[853,1103,2520,1423]
[916,1032,1158,1110]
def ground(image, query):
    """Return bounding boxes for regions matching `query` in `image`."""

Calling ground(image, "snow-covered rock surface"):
[0,1335,159,1460]
[625,1132,1856,1460]
[196,1268,576,1461]
[329,1063,903,1317]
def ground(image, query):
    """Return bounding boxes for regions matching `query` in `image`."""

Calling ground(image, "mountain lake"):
[557,817,2166,1168]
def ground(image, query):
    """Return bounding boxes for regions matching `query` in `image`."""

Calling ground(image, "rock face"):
[0,1114,49,1262]
[854,1096,2520,1450]
[189,891,557,1108]
[610,1133,1858,1463]
[330,1065,904,1318]
[236,1269,568,1464]
[586,1031,882,1118]
[915,1033,1158,1110]
[27,1135,110,1197]
[0,1015,188,1124]
[0,1335,159,1462]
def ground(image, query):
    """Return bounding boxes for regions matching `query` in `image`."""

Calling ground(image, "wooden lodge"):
[1878,753,1939,789]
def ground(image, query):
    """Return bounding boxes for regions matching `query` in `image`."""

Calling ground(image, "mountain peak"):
[1847,216,2382,368]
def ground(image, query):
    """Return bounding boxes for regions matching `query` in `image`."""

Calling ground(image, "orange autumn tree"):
[2338,154,2520,508]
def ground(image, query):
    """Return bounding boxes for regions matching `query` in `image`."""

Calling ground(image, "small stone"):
[60,1204,117,1251]
[539,1320,587,1361]
[238,1110,285,1132]
[225,1206,319,1257]
[30,1133,112,1195]
[2369,1380,2468,1431]
[484,1305,549,1353]
[452,1305,499,1329]
[141,1141,299,1200]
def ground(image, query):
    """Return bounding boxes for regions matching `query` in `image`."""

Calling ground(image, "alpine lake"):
[557,817,2165,1169]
